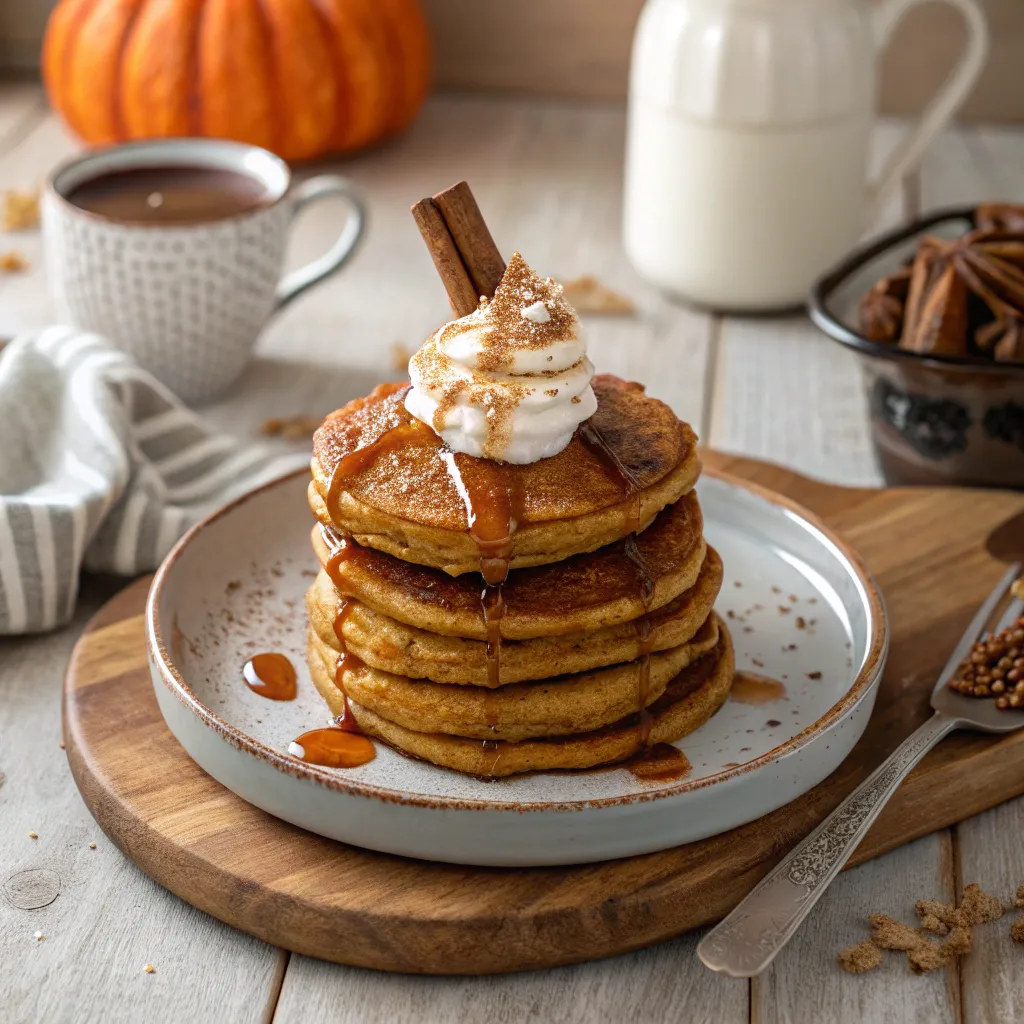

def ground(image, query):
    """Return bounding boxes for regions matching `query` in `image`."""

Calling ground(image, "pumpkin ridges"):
[315,0,390,153]
[43,0,431,159]
[66,0,146,144]
[378,0,431,135]
[198,0,276,151]
[257,0,337,160]
[41,0,97,140]
[120,0,206,138]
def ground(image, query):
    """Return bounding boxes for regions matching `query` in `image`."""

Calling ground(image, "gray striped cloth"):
[0,326,307,634]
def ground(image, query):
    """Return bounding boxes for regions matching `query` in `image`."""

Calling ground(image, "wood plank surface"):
[0,578,286,1024]
[2,84,1024,1018]
[275,932,747,1024]
[59,456,1024,981]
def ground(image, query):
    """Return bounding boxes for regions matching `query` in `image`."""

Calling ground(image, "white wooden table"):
[2,83,1023,1023]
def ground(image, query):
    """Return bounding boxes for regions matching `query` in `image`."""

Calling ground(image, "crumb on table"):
[2,189,39,231]
[0,251,28,273]
[837,940,882,974]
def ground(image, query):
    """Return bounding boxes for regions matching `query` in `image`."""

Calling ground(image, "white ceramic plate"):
[147,469,888,867]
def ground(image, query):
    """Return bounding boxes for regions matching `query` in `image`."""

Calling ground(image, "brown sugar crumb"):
[2,189,39,231]
[260,415,322,441]
[143,963,156,974]
[919,913,949,936]
[908,928,972,974]
[837,940,882,974]
[561,274,635,315]
[795,616,806,629]
[544,388,559,397]
[88,842,97,850]
[389,342,413,373]
[28,831,38,840]
[778,606,791,615]
[0,251,28,273]
[807,671,822,680]
[869,914,922,951]
[571,395,581,404]
[916,883,1004,929]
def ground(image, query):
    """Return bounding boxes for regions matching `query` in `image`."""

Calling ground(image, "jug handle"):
[866,0,988,222]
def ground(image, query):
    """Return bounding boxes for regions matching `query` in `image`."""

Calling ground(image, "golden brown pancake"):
[306,625,735,777]
[310,375,700,576]
[307,614,720,741]
[310,490,706,640]
[306,546,723,685]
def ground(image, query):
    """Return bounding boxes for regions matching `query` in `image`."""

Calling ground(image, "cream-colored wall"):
[3,0,1022,122]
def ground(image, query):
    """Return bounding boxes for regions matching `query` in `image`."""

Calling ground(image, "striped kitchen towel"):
[0,326,308,634]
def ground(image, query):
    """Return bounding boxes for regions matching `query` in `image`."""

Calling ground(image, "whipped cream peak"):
[405,253,597,464]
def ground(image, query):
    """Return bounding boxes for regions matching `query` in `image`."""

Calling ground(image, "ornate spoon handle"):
[697,711,959,977]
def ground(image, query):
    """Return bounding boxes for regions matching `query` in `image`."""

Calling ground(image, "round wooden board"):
[62,456,1024,974]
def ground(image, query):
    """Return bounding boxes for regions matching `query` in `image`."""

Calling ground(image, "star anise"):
[859,218,1024,363]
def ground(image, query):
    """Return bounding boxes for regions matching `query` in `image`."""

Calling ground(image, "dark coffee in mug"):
[65,166,273,224]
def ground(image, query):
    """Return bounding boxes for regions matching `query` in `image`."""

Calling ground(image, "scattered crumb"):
[2,188,39,231]
[561,274,635,315]
[0,251,28,273]
[788,594,798,603]
[733,581,742,588]
[837,940,882,974]
[1015,883,1024,908]
[143,963,156,974]
[89,842,97,850]
[778,606,791,615]
[1011,917,1024,943]
[919,913,949,936]
[752,658,764,668]
[743,626,753,634]
[726,609,735,619]
[260,415,321,441]
[390,342,413,372]
[771,586,781,594]
[784,643,798,651]
[916,883,1004,929]
[28,831,38,839]
[795,617,806,629]
[869,914,921,951]
[807,671,822,680]
[33,931,44,942]
[908,928,971,974]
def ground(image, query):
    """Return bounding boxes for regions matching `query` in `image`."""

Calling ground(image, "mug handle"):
[866,0,989,222]
[275,175,366,312]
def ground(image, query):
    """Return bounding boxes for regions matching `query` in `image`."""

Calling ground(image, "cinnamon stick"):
[411,181,506,316]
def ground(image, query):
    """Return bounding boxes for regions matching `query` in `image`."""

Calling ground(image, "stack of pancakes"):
[305,374,733,777]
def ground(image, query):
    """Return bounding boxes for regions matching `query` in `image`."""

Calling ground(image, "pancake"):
[310,374,700,576]
[306,546,723,684]
[307,614,720,741]
[310,490,706,640]
[311,626,735,777]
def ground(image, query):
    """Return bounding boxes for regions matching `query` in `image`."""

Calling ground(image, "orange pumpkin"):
[42,0,431,161]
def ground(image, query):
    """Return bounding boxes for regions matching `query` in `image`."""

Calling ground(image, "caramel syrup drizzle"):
[578,422,657,753]
[243,652,298,701]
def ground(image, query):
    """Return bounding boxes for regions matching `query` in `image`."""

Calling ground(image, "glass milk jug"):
[623,0,988,311]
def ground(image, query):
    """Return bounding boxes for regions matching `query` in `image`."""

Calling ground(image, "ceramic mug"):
[43,138,365,403]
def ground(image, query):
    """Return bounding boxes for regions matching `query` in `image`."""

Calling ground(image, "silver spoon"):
[698,561,1024,978]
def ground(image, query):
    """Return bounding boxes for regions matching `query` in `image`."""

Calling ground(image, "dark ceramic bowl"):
[809,206,1024,488]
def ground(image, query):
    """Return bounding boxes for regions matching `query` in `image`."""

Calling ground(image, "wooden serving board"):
[63,452,1024,976]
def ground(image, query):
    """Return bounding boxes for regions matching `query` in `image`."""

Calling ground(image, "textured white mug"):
[43,138,365,403]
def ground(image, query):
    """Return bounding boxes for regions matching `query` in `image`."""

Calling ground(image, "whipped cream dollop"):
[405,253,597,463]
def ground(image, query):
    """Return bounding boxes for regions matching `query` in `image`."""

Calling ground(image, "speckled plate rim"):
[145,464,889,813]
